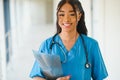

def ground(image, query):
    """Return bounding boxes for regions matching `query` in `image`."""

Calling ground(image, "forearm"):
[33,77,46,80]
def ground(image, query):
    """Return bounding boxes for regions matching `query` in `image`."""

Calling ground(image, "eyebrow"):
[59,10,74,12]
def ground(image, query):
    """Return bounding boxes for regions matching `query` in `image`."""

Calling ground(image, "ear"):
[77,12,82,22]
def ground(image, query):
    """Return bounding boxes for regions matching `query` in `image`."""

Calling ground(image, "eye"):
[70,13,75,16]
[58,14,64,16]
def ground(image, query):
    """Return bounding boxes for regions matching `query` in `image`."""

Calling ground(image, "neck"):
[59,31,78,41]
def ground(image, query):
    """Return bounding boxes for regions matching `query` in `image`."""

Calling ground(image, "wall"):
[30,0,47,25]
[105,0,120,79]
[92,0,105,56]
[46,0,53,24]
[92,0,120,79]
[7,0,54,80]
[81,0,92,36]
[0,0,7,80]
[53,0,59,24]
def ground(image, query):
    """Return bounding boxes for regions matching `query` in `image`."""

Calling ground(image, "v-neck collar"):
[57,34,79,53]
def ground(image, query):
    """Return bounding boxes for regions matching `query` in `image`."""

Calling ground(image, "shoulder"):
[42,37,53,45]
[38,36,53,53]
[81,34,98,45]
[80,34,99,50]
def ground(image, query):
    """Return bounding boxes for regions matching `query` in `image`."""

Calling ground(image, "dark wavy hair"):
[56,0,88,35]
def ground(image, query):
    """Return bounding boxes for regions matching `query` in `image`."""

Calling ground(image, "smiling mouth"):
[63,23,72,27]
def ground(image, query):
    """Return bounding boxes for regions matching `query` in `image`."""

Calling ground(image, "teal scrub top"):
[29,34,108,80]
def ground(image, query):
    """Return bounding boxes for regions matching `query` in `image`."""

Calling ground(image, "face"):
[57,3,81,33]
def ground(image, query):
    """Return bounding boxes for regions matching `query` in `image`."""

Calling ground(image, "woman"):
[29,0,108,80]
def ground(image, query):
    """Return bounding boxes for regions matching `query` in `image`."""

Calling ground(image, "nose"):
[64,14,70,22]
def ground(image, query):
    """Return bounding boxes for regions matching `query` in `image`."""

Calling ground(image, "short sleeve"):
[29,60,45,78]
[91,41,108,80]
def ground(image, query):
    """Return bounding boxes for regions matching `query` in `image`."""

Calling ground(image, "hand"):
[56,75,71,80]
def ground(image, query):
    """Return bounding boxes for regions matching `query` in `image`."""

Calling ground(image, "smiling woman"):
[57,3,81,51]
[29,0,108,80]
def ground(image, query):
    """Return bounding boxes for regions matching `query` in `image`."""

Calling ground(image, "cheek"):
[72,20,78,28]
[72,19,77,24]
[58,18,63,25]
[58,17,62,21]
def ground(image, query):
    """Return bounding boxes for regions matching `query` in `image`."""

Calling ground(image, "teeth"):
[64,23,71,26]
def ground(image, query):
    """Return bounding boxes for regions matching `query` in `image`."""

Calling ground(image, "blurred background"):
[0,0,120,80]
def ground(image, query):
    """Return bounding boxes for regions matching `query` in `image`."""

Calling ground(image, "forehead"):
[59,3,74,12]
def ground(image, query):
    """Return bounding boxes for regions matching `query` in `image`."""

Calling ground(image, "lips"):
[63,23,72,27]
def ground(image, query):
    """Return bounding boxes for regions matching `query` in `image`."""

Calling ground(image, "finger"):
[56,75,71,80]
[65,75,71,79]
[56,77,62,80]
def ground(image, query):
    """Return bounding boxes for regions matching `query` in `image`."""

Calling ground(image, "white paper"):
[32,50,63,78]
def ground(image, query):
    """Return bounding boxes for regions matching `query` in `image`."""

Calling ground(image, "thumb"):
[66,75,71,79]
